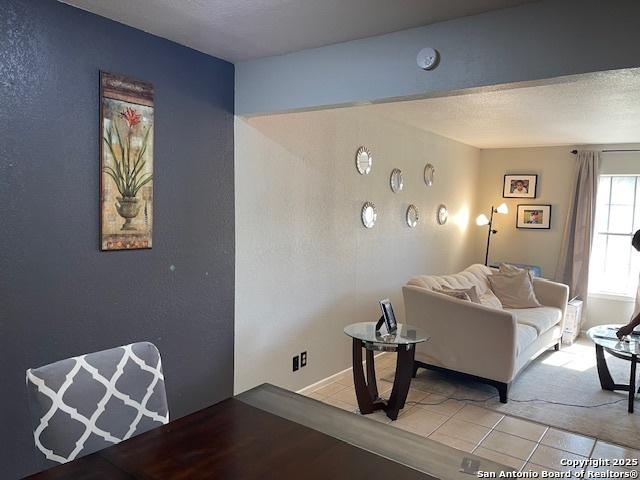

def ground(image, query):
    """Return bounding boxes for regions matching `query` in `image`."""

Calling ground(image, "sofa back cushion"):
[408,264,503,309]
[407,264,493,293]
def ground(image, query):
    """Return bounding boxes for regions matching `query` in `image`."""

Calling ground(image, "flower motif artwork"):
[100,72,154,251]
[120,107,141,127]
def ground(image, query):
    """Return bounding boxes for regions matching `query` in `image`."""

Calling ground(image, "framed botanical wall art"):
[503,174,537,198]
[516,204,551,229]
[100,72,154,250]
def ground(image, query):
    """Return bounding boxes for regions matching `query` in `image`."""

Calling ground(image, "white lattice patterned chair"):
[26,342,169,466]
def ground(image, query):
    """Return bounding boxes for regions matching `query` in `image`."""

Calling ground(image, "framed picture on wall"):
[100,71,154,251]
[503,174,537,198]
[516,204,552,229]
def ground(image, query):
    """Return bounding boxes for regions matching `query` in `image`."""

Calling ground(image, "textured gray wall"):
[236,0,640,115]
[0,1,235,478]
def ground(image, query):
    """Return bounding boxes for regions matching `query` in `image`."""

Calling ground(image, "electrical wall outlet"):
[300,351,307,367]
[292,355,299,372]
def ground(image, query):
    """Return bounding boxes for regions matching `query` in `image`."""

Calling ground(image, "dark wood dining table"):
[24,384,507,479]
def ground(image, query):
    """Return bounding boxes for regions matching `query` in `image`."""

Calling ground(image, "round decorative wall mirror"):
[390,168,403,193]
[406,204,419,228]
[424,163,435,187]
[361,202,377,228]
[437,204,449,225]
[355,146,372,175]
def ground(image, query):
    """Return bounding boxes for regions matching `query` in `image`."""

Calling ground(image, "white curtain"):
[555,150,601,300]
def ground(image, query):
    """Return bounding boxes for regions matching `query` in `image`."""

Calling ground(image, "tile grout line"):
[520,427,548,472]
[313,378,639,469]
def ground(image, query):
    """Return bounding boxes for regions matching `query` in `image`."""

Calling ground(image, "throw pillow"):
[499,263,524,274]
[436,285,480,304]
[479,290,503,310]
[488,270,541,309]
[432,288,471,302]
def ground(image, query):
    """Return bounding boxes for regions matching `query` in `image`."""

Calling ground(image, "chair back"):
[26,342,169,464]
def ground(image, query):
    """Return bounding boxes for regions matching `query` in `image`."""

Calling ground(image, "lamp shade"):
[496,203,509,215]
[475,214,490,226]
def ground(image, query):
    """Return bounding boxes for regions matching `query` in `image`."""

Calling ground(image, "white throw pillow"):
[436,285,480,304]
[499,263,520,273]
[488,270,541,309]
[433,288,471,302]
[478,290,503,310]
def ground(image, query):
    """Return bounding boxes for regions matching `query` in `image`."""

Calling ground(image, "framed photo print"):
[516,204,551,229]
[378,298,398,334]
[503,174,537,198]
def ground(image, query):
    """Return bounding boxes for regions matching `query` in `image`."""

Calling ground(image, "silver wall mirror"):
[406,204,419,228]
[390,168,403,193]
[437,204,449,225]
[424,163,435,186]
[361,202,377,228]
[355,146,372,175]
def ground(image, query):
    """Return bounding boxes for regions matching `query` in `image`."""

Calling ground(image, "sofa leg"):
[497,382,510,403]
[554,342,561,351]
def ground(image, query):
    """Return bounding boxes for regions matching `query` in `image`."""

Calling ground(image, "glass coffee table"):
[587,324,640,413]
[344,322,428,420]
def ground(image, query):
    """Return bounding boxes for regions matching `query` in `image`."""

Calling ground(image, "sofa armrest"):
[532,277,569,329]
[402,285,518,383]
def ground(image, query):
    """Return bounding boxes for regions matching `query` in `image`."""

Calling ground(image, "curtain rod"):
[571,149,640,154]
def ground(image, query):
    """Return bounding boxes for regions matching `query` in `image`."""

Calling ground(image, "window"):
[589,175,640,297]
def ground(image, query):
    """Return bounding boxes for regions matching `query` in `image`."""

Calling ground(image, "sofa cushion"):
[433,288,471,302]
[435,286,480,303]
[407,264,493,295]
[507,306,563,335]
[479,290,503,310]
[517,324,539,355]
[488,270,541,308]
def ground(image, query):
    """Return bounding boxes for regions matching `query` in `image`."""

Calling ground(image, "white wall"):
[234,108,481,393]
[584,145,640,328]
[585,296,636,330]
[477,147,576,278]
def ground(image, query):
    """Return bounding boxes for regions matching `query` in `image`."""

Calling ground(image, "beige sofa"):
[402,264,569,402]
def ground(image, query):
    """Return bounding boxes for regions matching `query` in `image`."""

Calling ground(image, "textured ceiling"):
[60,0,536,62]
[359,69,640,149]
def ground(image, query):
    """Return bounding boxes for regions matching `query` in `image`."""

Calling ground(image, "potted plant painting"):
[100,71,154,251]
[103,107,153,231]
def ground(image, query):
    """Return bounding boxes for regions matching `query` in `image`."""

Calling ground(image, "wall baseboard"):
[296,352,386,395]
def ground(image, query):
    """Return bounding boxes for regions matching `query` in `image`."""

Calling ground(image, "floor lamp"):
[476,203,509,266]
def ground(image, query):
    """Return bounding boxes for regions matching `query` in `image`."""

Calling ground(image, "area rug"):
[386,338,640,450]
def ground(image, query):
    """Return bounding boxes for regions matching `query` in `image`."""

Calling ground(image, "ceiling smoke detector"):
[417,47,440,71]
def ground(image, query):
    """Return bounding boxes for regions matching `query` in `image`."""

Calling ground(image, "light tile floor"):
[302,353,640,475]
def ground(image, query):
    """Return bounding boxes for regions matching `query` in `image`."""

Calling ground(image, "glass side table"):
[344,322,429,420]
[587,324,640,413]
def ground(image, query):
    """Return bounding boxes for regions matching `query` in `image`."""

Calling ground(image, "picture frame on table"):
[503,174,537,198]
[379,299,398,334]
[516,204,552,229]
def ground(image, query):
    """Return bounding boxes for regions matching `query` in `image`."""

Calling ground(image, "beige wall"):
[477,145,640,329]
[234,109,481,394]
[235,114,640,393]
[476,147,576,279]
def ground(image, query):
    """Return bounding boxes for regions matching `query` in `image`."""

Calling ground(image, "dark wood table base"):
[595,344,639,413]
[352,338,416,420]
